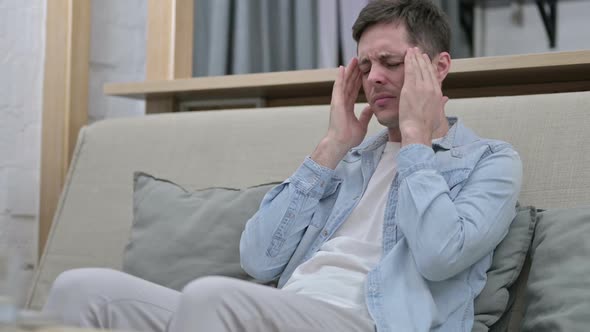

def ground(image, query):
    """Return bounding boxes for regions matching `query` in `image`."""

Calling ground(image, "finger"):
[412,48,424,82]
[442,96,449,107]
[331,65,345,101]
[411,47,423,82]
[344,57,358,84]
[349,69,363,103]
[345,63,361,97]
[358,105,374,128]
[354,70,366,105]
[354,67,362,89]
[344,58,360,97]
[415,49,431,83]
[404,48,416,87]
[423,53,439,87]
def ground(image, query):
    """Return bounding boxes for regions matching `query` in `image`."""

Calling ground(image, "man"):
[43,1,522,331]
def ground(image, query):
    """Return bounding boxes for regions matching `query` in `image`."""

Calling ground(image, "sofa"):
[26,90,590,331]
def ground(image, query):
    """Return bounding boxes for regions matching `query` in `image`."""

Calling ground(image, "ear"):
[433,52,451,84]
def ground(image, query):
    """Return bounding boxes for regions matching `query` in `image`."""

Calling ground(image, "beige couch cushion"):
[27,91,590,310]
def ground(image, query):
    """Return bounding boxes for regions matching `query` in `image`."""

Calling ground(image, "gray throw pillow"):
[472,206,537,332]
[522,207,590,332]
[122,172,280,291]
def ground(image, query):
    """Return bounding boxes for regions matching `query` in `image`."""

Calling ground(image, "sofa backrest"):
[27,91,590,310]
[450,91,590,208]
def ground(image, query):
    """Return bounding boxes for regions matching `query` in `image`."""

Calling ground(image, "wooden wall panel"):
[39,0,90,260]
[146,0,194,113]
[146,0,194,80]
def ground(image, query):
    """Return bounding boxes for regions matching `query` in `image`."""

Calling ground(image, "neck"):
[432,117,450,140]
[387,117,451,144]
[387,127,402,142]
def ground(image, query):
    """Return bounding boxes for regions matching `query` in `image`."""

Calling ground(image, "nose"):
[367,65,386,85]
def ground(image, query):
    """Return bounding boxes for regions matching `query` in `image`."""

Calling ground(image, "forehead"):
[357,22,411,60]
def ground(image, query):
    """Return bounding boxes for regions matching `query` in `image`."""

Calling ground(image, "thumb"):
[442,96,450,107]
[358,105,374,129]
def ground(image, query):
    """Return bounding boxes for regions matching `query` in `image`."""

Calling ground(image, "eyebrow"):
[358,53,405,66]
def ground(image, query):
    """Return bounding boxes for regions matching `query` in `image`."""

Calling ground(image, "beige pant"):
[43,268,375,332]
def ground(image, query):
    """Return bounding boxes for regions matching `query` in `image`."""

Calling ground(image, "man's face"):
[357,22,412,128]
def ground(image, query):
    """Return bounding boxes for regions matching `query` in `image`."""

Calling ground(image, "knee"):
[43,268,130,327]
[180,276,244,305]
[48,268,117,299]
[44,268,122,313]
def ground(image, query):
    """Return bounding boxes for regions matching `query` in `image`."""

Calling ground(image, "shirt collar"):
[432,117,458,150]
[351,117,480,155]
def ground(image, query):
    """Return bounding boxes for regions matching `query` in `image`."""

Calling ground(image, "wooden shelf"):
[104,50,590,107]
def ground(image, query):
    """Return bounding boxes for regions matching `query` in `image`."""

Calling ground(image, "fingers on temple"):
[423,53,439,86]
[415,50,430,83]
[404,48,416,86]
[345,59,362,102]
[351,67,363,99]
[344,57,358,84]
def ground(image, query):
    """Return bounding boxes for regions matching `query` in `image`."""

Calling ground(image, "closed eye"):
[359,66,371,75]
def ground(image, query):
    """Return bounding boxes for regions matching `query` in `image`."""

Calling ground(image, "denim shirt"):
[240,118,523,332]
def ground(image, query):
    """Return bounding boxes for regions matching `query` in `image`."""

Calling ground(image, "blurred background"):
[191,0,589,76]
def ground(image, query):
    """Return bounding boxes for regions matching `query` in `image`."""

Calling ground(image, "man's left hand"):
[398,47,448,147]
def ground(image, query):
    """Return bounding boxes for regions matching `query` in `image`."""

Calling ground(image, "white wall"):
[0,0,46,294]
[88,0,146,123]
[477,0,590,56]
[0,0,146,305]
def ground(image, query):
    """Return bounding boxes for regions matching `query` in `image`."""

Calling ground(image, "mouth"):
[372,95,396,107]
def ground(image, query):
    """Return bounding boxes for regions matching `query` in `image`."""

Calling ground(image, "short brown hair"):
[352,0,451,57]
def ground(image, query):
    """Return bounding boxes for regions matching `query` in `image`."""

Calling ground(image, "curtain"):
[193,0,469,77]
[436,0,472,59]
[193,0,369,76]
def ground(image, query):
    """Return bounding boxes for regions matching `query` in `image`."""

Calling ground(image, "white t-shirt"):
[282,142,401,319]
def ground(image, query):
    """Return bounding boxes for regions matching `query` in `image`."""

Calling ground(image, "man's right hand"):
[311,58,374,169]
